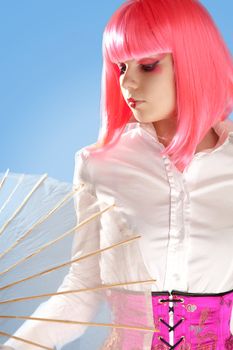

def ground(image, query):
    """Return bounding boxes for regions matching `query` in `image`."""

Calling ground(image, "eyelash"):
[118,61,160,75]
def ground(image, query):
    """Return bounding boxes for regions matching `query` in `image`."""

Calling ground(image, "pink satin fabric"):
[105,288,233,349]
[151,289,233,349]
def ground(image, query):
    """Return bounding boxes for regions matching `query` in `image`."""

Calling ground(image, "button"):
[173,273,180,281]
[179,191,185,200]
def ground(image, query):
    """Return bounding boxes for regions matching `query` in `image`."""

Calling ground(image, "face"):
[118,53,177,125]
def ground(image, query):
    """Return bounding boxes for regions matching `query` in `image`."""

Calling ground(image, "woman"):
[4,0,233,349]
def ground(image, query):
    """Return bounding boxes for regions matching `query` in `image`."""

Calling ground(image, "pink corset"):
[151,289,233,350]
[104,288,233,350]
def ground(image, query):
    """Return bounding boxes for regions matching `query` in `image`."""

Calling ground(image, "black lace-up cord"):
[160,298,183,303]
[160,317,184,332]
[159,336,184,349]
[158,298,184,349]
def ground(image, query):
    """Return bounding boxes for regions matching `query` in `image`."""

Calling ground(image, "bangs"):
[103,0,172,64]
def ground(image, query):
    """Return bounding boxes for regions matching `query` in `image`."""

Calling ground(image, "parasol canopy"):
[0,170,158,350]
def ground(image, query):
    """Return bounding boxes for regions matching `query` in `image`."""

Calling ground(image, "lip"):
[127,98,145,108]
[128,100,145,108]
[127,97,141,103]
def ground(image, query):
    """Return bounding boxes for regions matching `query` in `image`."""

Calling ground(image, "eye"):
[142,61,160,71]
[118,61,160,75]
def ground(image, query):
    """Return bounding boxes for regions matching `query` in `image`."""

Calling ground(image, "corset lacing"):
[157,297,185,349]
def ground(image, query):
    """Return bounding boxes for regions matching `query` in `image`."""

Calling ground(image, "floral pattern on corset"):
[151,344,168,350]
[220,297,232,308]
[225,334,233,350]
[178,340,191,350]
[196,333,217,350]
[185,308,217,349]
[153,315,160,331]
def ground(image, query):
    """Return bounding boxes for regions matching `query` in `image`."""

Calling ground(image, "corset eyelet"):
[159,317,163,322]
[181,317,185,321]
[180,298,185,303]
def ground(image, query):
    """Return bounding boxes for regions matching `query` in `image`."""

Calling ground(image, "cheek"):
[144,67,163,91]
[144,70,162,95]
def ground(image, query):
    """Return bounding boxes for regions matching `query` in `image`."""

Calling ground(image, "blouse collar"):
[124,118,233,152]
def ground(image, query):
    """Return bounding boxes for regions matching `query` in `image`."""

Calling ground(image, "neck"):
[153,120,219,153]
[194,128,219,154]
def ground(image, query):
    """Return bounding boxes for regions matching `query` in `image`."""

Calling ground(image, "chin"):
[132,114,152,123]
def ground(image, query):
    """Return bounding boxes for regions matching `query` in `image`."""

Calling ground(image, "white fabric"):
[97,118,233,294]
[5,118,233,349]
[80,118,233,331]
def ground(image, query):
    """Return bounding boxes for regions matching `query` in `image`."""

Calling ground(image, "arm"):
[4,149,102,350]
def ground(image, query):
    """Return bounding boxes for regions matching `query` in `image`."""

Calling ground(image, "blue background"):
[0,0,232,183]
[0,1,232,349]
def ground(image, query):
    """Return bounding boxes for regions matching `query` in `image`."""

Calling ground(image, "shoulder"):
[73,122,154,188]
[73,127,141,183]
[73,146,92,187]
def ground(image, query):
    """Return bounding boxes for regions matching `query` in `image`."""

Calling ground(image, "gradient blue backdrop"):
[0,2,232,350]
[0,0,232,184]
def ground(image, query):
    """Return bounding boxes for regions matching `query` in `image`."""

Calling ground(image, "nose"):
[120,66,139,90]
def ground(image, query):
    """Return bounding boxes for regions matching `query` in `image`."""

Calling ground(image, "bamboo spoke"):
[0,330,53,350]
[0,184,83,261]
[0,174,24,215]
[0,169,9,191]
[0,279,156,305]
[0,174,48,237]
[0,316,159,333]
[0,202,115,277]
[0,234,140,292]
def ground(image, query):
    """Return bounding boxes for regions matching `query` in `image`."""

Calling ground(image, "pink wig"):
[88,0,233,172]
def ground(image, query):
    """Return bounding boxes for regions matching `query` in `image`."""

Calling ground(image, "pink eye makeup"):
[138,53,167,64]
[117,53,167,75]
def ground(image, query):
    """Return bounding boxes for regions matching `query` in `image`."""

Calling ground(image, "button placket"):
[163,158,189,292]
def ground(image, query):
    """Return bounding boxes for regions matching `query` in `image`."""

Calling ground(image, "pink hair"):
[87,0,233,172]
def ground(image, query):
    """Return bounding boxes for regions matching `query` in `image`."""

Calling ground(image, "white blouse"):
[89,118,233,295]
[5,118,233,349]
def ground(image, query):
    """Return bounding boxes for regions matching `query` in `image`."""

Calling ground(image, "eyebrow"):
[138,53,167,63]
[117,53,167,65]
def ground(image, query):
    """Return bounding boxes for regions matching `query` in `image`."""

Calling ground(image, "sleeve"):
[4,149,102,350]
